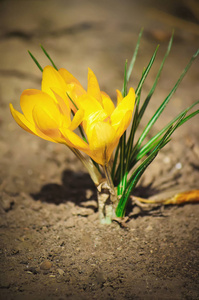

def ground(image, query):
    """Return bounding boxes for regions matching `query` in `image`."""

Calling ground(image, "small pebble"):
[175,162,182,170]
[57,268,64,276]
[145,225,153,232]
[26,267,38,274]
[0,193,14,212]
[65,218,75,228]
[163,156,170,164]
[40,260,52,270]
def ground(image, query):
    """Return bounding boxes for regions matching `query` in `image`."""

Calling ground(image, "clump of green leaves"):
[28,30,198,222]
[113,29,199,217]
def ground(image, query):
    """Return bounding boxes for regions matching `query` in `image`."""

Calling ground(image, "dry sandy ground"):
[0,0,199,299]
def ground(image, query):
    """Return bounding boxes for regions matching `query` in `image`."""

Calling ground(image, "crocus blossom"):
[10,66,135,165]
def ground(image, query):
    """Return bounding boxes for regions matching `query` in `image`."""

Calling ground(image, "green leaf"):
[121,28,143,95]
[117,61,128,196]
[135,45,159,97]
[136,100,199,160]
[112,29,143,183]
[117,132,126,196]
[111,145,119,182]
[178,109,199,126]
[28,51,43,72]
[136,49,199,149]
[120,89,142,192]
[116,149,158,217]
[125,45,159,169]
[138,32,174,124]
[40,45,58,70]
[123,60,128,97]
[116,116,185,217]
[124,44,160,180]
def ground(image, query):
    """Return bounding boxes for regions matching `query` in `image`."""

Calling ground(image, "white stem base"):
[97,180,118,224]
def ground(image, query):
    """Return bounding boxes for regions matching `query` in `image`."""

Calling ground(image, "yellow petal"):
[20,89,55,123]
[9,104,55,142]
[84,110,108,129]
[117,87,135,111]
[20,89,70,129]
[60,127,89,150]
[69,109,84,131]
[41,66,68,100]
[116,89,123,105]
[87,121,118,165]
[66,83,86,110]
[32,105,62,139]
[111,87,135,131]
[51,90,71,125]
[10,104,35,135]
[59,68,83,87]
[76,94,103,118]
[101,92,115,115]
[87,68,102,104]
[112,110,132,137]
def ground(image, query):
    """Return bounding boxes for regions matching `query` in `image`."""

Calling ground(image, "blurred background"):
[1,0,198,90]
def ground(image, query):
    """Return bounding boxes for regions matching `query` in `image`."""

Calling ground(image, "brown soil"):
[0,0,199,299]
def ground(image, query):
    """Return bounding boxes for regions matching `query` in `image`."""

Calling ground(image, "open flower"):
[9,77,89,152]
[78,87,135,165]
[60,67,136,165]
[10,66,135,165]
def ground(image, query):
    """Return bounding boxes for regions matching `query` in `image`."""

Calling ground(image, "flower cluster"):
[10,66,135,165]
[9,34,199,223]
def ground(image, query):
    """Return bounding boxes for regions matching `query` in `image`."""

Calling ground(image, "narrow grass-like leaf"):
[40,45,58,70]
[111,145,119,182]
[121,28,143,95]
[120,89,142,191]
[127,28,143,82]
[128,35,173,169]
[136,100,199,160]
[126,90,141,156]
[116,115,185,217]
[126,46,159,167]
[117,61,128,196]
[138,32,174,124]
[117,133,126,196]
[136,49,199,149]
[123,60,128,97]
[178,109,199,126]
[116,149,159,217]
[28,51,43,72]
[113,29,143,183]
[135,45,159,97]
[119,39,159,180]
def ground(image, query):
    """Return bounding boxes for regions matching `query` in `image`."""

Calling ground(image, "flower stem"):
[96,164,118,224]
[103,164,115,195]
[70,148,102,185]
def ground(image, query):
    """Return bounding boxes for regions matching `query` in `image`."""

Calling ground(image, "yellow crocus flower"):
[10,66,135,166]
[59,66,136,165]
[9,79,89,151]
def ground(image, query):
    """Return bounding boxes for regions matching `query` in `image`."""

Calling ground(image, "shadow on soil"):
[31,169,165,220]
[31,169,97,206]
